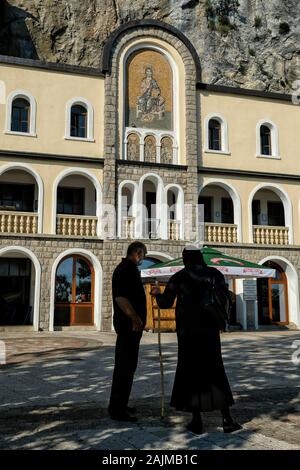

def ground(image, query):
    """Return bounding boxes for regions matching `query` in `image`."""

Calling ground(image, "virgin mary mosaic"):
[126,49,173,131]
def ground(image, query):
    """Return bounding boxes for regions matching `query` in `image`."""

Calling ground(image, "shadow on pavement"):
[0,333,299,449]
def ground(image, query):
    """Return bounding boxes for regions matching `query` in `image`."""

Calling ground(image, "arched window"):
[55,255,94,326]
[160,136,173,164]
[139,256,161,270]
[256,120,279,158]
[205,114,229,154]
[65,98,94,141]
[144,135,157,163]
[208,118,221,151]
[11,98,30,133]
[260,125,271,156]
[71,104,87,138]
[127,133,140,161]
[6,91,36,136]
[257,261,289,325]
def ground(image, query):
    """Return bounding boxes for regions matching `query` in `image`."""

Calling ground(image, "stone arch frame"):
[51,167,102,236]
[0,162,44,233]
[248,183,293,244]
[0,245,41,331]
[101,19,201,80]
[198,179,242,242]
[102,21,199,214]
[5,89,37,136]
[49,248,103,332]
[258,255,300,327]
[101,21,199,325]
[117,180,138,237]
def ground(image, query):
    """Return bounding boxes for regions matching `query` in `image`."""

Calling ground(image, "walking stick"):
[155,280,165,420]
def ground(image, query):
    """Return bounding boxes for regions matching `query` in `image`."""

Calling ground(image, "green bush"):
[279,22,290,34]
[238,63,247,75]
[254,15,262,28]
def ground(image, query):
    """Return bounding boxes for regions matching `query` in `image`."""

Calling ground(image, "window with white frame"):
[5,90,37,136]
[65,98,94,141]
[204,114,229,154]
[256,120,279,158]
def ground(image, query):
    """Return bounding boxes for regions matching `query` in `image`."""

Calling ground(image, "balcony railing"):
[144,218,160,239]
[253,225,289,245]
[57,215,98,237]
[121,216,135,239]
[204,223,238,243]
[168,219,181,240]
[0,211,38,234]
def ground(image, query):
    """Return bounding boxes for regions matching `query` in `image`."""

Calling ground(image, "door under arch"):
[257,261,289,325]
[0,257,33,325]
[54,255,94,326]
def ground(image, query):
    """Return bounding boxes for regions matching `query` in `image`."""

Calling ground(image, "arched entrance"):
[198,180,242,243]
[257,261,289,325]
[54,255,94,326]
[0,246,41,330]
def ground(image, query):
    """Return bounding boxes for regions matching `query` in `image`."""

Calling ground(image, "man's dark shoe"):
[109,412,138,423]
[223,418,242,433]
[126,406,137,414]
[186,419,203,435]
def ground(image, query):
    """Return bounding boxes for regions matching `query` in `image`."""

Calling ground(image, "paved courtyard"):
[0,329,299,450]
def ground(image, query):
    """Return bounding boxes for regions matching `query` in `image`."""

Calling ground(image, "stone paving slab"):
[0,330,299,450]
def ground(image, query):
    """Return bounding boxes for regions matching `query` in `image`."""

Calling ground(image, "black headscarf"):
[182,247,206,269]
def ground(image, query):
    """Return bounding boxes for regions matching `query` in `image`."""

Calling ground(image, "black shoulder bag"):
[202,278,229,331]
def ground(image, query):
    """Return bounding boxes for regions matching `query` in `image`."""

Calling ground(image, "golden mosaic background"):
[126,49,173,130]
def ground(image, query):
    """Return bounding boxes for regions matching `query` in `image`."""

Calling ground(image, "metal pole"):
[156,280,165,420]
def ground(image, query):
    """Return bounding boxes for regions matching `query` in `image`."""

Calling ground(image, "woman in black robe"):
[152,247,242,434]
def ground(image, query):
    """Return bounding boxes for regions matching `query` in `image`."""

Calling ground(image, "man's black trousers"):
[109,331,142,414]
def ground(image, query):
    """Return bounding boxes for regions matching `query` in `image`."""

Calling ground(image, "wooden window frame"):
[55,255,94,326]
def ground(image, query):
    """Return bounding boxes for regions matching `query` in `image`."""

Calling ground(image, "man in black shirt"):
[108,241,147,422]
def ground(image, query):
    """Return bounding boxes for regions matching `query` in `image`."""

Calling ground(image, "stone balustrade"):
[204,223,238,243]
[57,215,97,237]
[0,211,38,234]
[168,219,180,240]
[253,225,289,245]
[121,216,135,239]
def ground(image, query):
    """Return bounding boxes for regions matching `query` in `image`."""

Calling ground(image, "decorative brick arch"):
[101,19,201,81]
[102,21,199,204]
[101,21,200,327]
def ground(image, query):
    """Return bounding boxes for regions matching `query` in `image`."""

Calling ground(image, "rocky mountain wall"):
[0,0,299,92]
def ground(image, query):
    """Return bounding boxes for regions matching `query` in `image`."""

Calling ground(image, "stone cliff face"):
[0,0,299,92]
